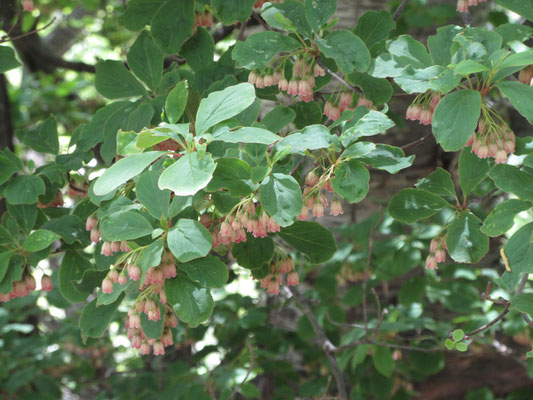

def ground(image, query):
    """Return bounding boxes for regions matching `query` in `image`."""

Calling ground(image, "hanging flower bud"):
[267,279,280,295]
[419,107,432,125]
[434,248,447,263]
[111,241,121,253]
[41,275,53,291]
[297,205,309,221]
[139,342,150,355]
[101,241,113,256]
[255,75,265,89]
[287,79,299,96]
[339,92,352,111]
[153,341,165,356]
[102,278,114,294]
[166,313,178,328]
[120,241,130,252]
[90,229,101,243]
[425,255,438,270]
[313,63,326,77]
[305,171,319,187]
[86,216,98,231]
[406,104,422,121]
[287,271,299,286]
[118,273,128,285]
[457,0,468,12]
[128,265,141,281]
[494,149,508,164]
[330,199,344,216]
[278,77,289,91]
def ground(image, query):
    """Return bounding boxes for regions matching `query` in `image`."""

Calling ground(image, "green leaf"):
[490,164,533,202]
[455,60,489,75]
[165,276,214,327]
[495,24,533,45]
[4,175,45,205]
[458,147,492,197]
[140,303,166,339]
[340,110,395,144]
[481,199,531,237]
[500,51,533,69]
[305,0,337,32]
[97,278,136,306]
[165,81,188,124]
[432,89,481,152]
[79,295,124,339]
[158,152,216,196]
[262,1,312,37]
[138,239,164,284]
[95,60,146,99]
[446,212,489,264]
[341,141,376,160]
[22,230,60,252]
[495,0,533,21]
[278,221,337,263]
[316,30,371,74]
[353,10,395,53]
[387,35,433,69]
[347,72,393,105]
[260,173,303,227]
[232,235,275,269]
[93,151,165,196]
[511,293,533,316]
[452,329,465,342]
[332,160,370,204]
[261,106,296,133]
[59,251,93,303]
[127,30,163,90]
[118,0,165,30]
[455,342,468,352]
[136,169,171,219]
[212,0,255,25]
[7,203,36,233]
[196,83,256,135]
[292,101,323,129]
[181,28,214,71]
[0,255,23,294]
[357,144,414,174]
[388,188,450,223]
[276,125,335,154]
[15,116,59,155]
[179,256,228,288]
[428,25,464,66]
[232,31,301,70]
[394,65,461,94]
[212,127,281,145]
[150,0,195,54]
[100,211,153,241]
[117,131,142,156]
[0,251,12,283]
[445,338,456,350]
[373,347,394,377]
[0,154,22,185]
[205,158,255,197]
[415,168,456,197]
[167,219,212,262]
[494,81,533,124]
[0,46,21,73]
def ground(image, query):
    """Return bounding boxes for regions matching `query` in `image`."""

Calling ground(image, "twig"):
[230,340,255,399]
[335,339,441,353]
[371,288,387,340]
[290,157,306,176]
[0,17,56,43]
[67,172,87,194]
[316,58,363,95]
[362,209,384,336]
[465,305,510,337]
[237,21,247,41]
[401,132,433,151]
[288,286,349,400]
[321,376,332,400]
[392,0,410,21]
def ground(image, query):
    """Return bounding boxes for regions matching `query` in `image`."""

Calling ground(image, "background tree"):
[1,0,533,399]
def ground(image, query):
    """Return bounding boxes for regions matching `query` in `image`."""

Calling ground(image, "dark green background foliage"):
[2,0,533,399]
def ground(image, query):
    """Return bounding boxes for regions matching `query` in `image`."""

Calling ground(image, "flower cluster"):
[258,255,298,295]
[425,235,447,270]
[518,65,533,86]
[194,11,213,28]
[213,202,280,247]
[406,92,441,126]
[324,93,374,121]
[298,171,343,220]
[125,305,177,356]
[457,0,487,13]
[466,117,516,164]
[248,56,325,103]
[0,274,52,303]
